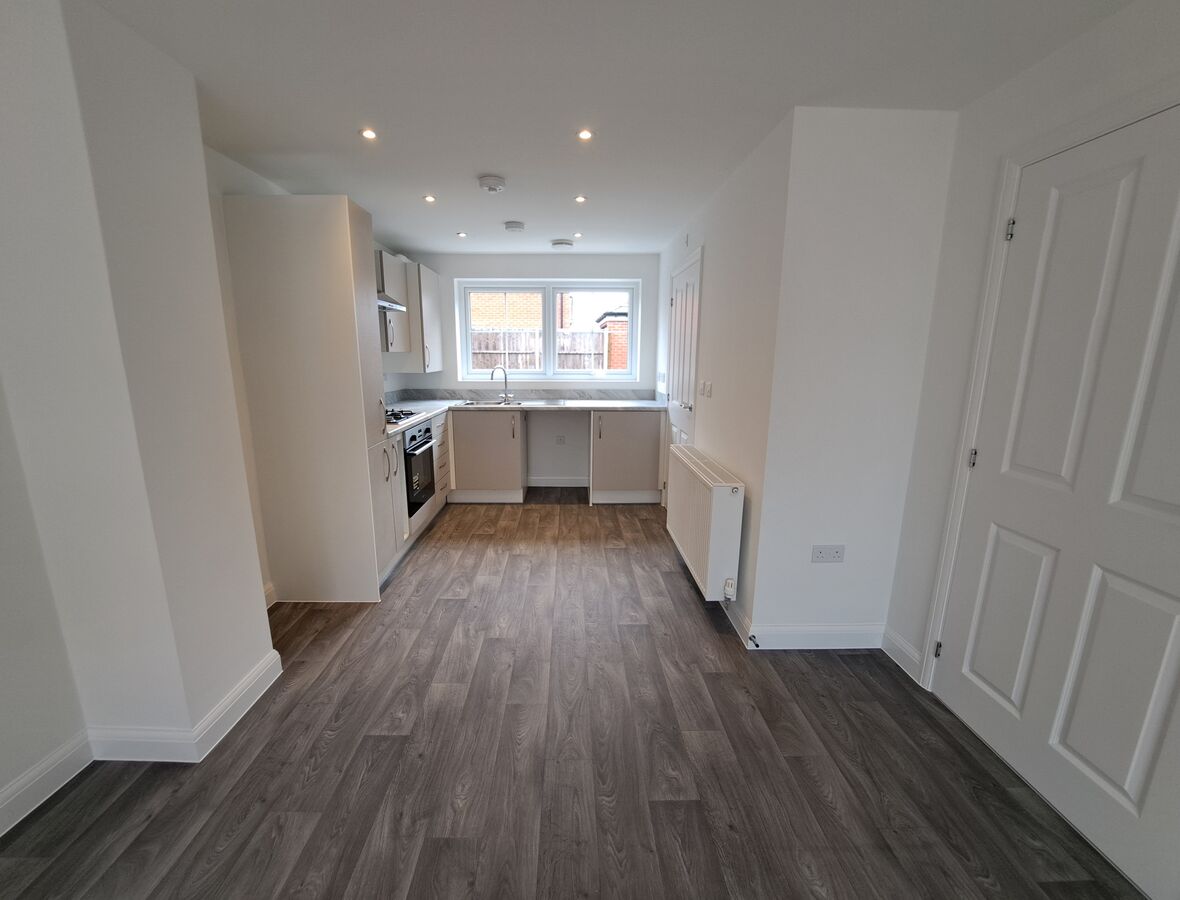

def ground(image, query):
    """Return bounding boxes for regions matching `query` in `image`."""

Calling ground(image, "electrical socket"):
[811,544,845,563]
[555,435,566,445]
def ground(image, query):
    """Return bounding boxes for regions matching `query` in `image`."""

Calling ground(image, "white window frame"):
[456,278,640,382]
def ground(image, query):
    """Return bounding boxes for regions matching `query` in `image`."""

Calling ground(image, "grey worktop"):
[385,398,666,437]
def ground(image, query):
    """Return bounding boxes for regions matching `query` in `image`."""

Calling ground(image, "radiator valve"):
[723,577,736,601]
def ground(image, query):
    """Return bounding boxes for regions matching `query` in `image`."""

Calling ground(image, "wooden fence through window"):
[470,328,607,370]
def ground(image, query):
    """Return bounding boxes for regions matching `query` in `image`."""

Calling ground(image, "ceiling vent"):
[478,174,507,193]
[550,238,574,248]
[504,221,525,233]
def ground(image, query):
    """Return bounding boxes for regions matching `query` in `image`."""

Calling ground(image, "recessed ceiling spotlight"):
[551,238,575,248]
[422,194,437,204]
[577,129,593,141]
[359,128,377,140]
[574,195,587,204]
[456,231,468,238]
[573,232,583,239]
[504,221,525,232]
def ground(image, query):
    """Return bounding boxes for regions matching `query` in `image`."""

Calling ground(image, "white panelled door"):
[934,106,1180,899]
[667,249,702,445]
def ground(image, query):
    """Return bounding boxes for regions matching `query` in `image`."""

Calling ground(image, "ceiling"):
[98,0,1128,254]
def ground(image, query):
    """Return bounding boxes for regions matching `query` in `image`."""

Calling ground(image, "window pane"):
[555,291,631,372]
[468,290,544,371]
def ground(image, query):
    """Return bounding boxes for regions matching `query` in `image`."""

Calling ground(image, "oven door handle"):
[406,440,436,457]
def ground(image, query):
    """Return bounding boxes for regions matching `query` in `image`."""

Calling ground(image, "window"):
[467,289,544,373]
[458,280,638,380]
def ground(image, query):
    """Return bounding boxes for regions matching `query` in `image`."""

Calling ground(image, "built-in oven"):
[403,424,436,520]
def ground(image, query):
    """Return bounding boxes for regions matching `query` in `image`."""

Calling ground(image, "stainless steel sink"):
[459,399,569,408]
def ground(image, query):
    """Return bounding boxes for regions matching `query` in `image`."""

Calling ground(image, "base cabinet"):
[449,409,526,502]
[432,413,451,498]
[590,410,663,503]
[369,439,398,579]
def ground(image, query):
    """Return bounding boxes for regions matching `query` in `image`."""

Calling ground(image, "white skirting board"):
[742,623,886,650]
[447,489,525,504]
[90,649,282,763]
[0,730,92,838]
[590,490,662,504]
[264,581,278,607]
[526,476,589,487]
[882,627,923,681]
[719,601,887,651]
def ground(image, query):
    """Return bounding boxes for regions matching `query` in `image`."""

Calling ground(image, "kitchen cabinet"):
[376,249,410,353]
[432,412,451,498]
[384,262,443,373]
[590,410,663,503]
[369,438,399,580]
[224,194,394,603]
[381,307,410,354]
[449,409,526,502]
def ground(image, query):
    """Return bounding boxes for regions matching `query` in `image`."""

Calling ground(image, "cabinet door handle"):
[392,444,399,475]
[377,397,387,434]
[598,414,603,439]
[424,344,430,369]
[511,415,516,439]
[383,447,390,481]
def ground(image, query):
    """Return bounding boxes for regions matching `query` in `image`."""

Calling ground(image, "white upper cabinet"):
[375,249,407,306]
[375,249,411,354]
[419,265,443,373]
[385,262,444,374]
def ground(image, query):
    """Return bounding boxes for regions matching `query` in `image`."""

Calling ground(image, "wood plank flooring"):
[0,493,1144,898]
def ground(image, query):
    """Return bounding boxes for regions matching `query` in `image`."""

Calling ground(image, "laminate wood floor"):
[1,497,1144,899]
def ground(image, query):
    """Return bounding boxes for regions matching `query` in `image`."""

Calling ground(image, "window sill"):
[459,375,639,384]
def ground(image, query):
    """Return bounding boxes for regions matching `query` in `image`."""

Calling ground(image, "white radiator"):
[665,444,745,602]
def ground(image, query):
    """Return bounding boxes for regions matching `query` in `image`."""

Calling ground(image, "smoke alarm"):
[550,238,574,248]
[478,174,507,193]
[504,221,525,233]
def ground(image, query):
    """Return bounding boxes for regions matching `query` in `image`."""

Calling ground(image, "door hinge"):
[934,641,943,658]
[670,296,675,307]
[968,448,978,468]
[1005,218,1016,241]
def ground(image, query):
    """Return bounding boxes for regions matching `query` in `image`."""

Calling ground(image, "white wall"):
[0,0,193,736]
[754,108,957,646]
[0,377,88,835]
[63,0,276,721]
[205,148,289,600]
[886,0,1180,676]
[526,410,591,486]
[1,0,278,793]
[656,109,955,645]
[659,114,796,629]
[386,253,660,393]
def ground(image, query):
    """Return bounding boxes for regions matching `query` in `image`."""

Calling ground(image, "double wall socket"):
[811,544,845,563]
